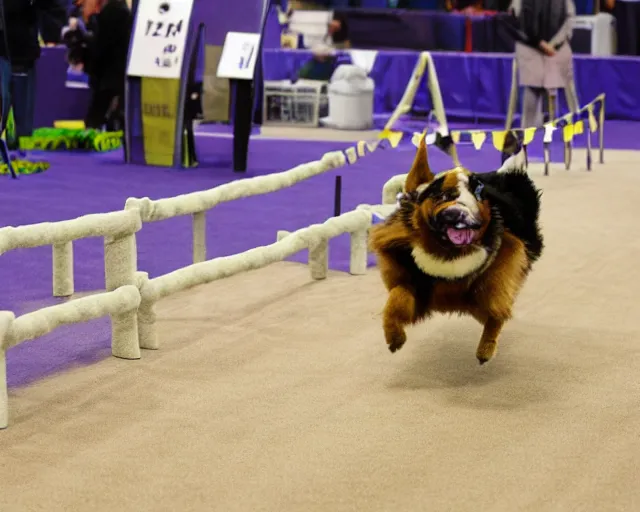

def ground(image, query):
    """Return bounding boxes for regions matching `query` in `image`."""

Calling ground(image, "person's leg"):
[105,93,124,132]
[9,64,37,143]
[0,58,16,176]
[85,88,114,129]
[564,82,579,113]
[521,86,543,128]
[0,58,13,140]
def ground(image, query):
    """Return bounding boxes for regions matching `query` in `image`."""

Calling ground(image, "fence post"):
[104,231,141,360]
[0,312,15,430]
[308,239,329,280]
[192,212,206,264]
[349,226,369,275]
[136,272,158,350]
[52,242,74,297]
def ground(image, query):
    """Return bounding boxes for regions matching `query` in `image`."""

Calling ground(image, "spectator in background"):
[297,43,337,81]
[62,0,132,130]
[0,0,66,150]
[38,0,68,45]
[510,0,579,128]
[603,0,640,55]
[326,11,351,49]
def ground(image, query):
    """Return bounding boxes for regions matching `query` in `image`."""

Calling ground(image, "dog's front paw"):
[385,326,407,353]
[476,340,497,365]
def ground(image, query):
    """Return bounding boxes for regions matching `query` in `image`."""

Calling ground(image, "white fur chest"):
[411,245,489,280]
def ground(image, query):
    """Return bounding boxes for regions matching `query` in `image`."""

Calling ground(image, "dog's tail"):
[497,130,527,173]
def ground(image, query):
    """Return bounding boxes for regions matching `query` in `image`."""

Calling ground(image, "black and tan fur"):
[369,135,543,364]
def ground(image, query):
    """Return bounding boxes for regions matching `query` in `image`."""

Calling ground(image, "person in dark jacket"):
[0,0,66,148]
[38,0,68,45]
[63,0,132,130]
[85,0,132,130]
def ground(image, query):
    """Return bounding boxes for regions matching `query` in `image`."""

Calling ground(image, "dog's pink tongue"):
[447,228,474,245]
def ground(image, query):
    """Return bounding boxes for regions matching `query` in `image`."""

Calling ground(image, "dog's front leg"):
[476,316,504,364]
[383,285,416,353]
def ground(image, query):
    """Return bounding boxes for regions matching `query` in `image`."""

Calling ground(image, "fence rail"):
[0,145,382,430]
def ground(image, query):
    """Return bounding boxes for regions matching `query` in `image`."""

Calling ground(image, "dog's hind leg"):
[383,286,416,353]
[476,317,504,365]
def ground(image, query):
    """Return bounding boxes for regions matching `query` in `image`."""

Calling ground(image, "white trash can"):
[322,64,375,130]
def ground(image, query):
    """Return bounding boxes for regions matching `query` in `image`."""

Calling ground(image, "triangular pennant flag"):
[411,131,426,148]
[379,129,403,148]
[588,105,598,133]
[451,131,461,143]
[356,140,367,157]
[344,146,358,164]
[491,130,508,151]
[348,49,378,74]
[523,127,536,145]
[563,124,574,143]
[573,120,584,135]
[543,124,556,143]
[471,132,487,150]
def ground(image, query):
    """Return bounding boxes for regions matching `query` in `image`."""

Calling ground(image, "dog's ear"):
[404,134,434,193]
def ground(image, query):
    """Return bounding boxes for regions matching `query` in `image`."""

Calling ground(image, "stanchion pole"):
[544,142,551,176]
[586,120,592,171]
[334,175,342,217]
[543,123,554,176]
[598,96,605,164]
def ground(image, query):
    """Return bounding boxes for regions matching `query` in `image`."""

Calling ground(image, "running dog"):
[369,135,543,364]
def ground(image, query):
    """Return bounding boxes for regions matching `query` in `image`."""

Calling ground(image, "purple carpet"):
[1,120,638,388]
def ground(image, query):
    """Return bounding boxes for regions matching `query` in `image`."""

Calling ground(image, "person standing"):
[511,0,579,129]
[325,11,351,49]
[0,0,66,149]
[82,0,132,130]
[603,0,640,56]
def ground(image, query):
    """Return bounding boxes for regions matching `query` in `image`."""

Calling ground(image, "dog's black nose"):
[437,207,481,229]
[438,208,465,224]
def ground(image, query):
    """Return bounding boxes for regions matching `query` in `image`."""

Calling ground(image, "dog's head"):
[404,136,492,253]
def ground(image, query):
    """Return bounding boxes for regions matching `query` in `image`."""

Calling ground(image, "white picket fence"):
[0,145,400,430]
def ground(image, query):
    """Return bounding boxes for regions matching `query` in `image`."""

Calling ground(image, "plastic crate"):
[262,80,329,127]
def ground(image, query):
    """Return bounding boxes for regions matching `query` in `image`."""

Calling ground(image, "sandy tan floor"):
[2,152,640,511]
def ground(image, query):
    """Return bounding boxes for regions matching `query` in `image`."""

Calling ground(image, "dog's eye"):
[473,183,485,201]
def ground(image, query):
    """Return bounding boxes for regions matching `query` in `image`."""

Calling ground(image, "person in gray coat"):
[511,0,579,128]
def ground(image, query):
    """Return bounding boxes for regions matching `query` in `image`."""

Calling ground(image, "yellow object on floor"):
[53,120,86,130]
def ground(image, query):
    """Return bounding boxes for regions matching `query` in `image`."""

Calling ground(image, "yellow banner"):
[522,127,536,145]
[140,77,181,166]
[563,124,574,143]
[471,132,486,150]
[379,128,403,148]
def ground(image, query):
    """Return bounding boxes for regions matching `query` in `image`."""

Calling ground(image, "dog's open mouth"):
[446,221,480,246]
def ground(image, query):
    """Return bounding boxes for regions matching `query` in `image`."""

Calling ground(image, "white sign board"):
[216,32,261,80]
[127,0,194,79]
